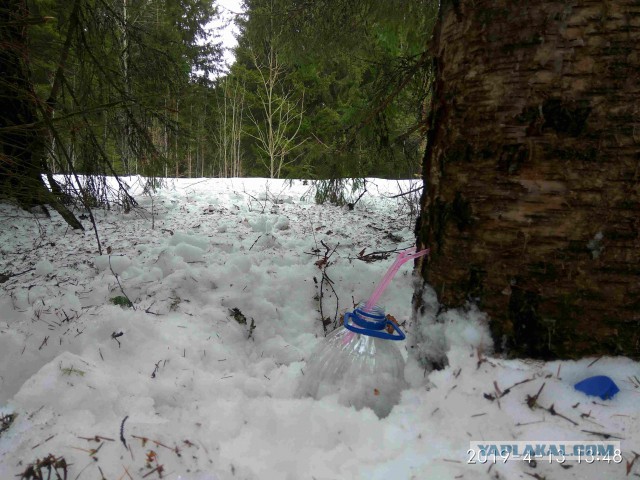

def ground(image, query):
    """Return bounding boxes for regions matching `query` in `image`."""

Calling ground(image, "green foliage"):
[229,307,247,325]
[23,0,222,195]
[313,178,366,206]
[228,0,438,180]
[110,295,133,308]
[229,307,257,339]
[8,0,436,210]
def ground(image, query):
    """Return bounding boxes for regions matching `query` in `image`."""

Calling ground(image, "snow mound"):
[410,285,492,369]
[168,231,210,251]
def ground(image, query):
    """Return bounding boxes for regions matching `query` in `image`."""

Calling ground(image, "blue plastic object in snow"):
[574,375,620,400]
[343,305,405,340]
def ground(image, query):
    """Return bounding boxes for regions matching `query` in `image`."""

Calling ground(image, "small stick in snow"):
[111,331,124,348]
[249,234,263,250]
[78,435,115,442]
[142,465,165,478]
[476,348,496,369]
[151,360,161,378]
[347,182,367,210]
[30,434,56,450]
[120,465,135,480]
[445,385,457,398]
[145,301,161,316]
[493,381,503,396]
[132,435,180,454]
[108,255,136,310]
[120,415,129,449]
[385,185,423,199]
[544,403,578,426]
[626,452,640,476]
[500,376,535,396]
[580,429,625,440]
[587,356,602,368]
[526,382,546,409]
[515,420,546,427]
[524,473,545,480]
[493,381,502,409]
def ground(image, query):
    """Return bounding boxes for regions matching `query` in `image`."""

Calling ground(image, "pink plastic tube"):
[364,247,430,312]
[342,246,429,345]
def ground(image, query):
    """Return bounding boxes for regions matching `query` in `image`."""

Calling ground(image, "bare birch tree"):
[246,46,306,178]
[214,76,245,177]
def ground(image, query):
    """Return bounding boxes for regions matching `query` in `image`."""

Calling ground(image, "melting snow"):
[0,177,638,479]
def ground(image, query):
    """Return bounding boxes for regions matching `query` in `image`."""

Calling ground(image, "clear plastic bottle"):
[297,303,408,418]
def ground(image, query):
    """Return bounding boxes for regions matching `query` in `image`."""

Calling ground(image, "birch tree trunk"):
[416,0,640,359]
[247,46,305,179]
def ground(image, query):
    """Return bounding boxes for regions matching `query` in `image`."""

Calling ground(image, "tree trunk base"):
[416,0,640,360]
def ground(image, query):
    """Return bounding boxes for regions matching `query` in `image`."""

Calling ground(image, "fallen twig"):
[0,268,35,283]
[544,403,579,426]
[580,429,624,440]
[347,181,367,210]
[385,185,423,199]
[111,331,124,348]
[626,451,640,476]
[249,234,264,250]
[120,416,129,449]
[151,360,161,379]
[587,356,603,368]
[313,240,340,334]
[526,382,546,409]
[108,255,135,310]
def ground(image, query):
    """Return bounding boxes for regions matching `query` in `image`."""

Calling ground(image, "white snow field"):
[0,177,638,479]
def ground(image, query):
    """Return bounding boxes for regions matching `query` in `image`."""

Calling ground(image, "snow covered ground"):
[0,177,638,479]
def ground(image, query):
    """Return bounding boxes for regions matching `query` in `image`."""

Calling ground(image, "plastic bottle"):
[297,303,407,418]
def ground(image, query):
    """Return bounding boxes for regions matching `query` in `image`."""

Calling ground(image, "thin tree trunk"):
[416,0,640,359]
[175,99,179,177]
[120,0,132,174]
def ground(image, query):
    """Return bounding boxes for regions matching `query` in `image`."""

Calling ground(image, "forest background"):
[7,0,437,205]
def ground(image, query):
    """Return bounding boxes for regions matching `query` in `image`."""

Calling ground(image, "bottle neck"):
[353,303,386,330]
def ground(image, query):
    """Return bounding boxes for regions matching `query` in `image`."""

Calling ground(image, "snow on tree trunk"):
[416,0,640,359]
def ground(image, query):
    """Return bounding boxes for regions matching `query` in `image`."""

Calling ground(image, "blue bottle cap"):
[343,304,405,341]
[574,375,620,400]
